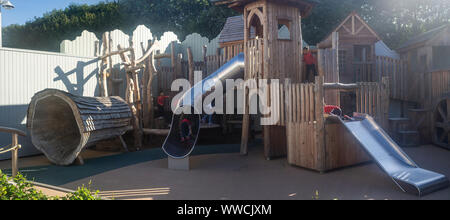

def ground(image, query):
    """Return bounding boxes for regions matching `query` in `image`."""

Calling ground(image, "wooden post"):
[100,32,110,97]
[187,47,194,85]
[203,45,208,77]
[332,32,340,106]
[240,7,250,156]
[382,76,390,129]
[117,40,143,149]
[99,32,109,97]
[11,133,18,178]
[241,86,250,156]
[141,40,156,129]
[141,41,149,128]
[146,50,156,129]
[107,33,114,96]
[171,42,178,80]
[216,48,221,68]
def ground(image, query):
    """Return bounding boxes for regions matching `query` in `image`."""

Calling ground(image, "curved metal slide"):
[334,113,449,196]
[162,53,245,159]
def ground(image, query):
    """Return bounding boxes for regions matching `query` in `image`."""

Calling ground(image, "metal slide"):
[333,113,449,196]
[162,53,245,159]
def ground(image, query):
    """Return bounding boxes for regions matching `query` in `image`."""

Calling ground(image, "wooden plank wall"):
[424,70,450,106]
[356,77,390,129]
[158,66,175,94]
[285,77,324,171]
[158,49,230,93]
[324,121,371,170]
[376,56,408,101]
[282,76,388,171]
[377,56,449,108]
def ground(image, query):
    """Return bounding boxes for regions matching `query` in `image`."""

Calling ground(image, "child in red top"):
[157,91,169,119]
[303,47,317,82]
[324,105,342,116]
[324,105,353,120]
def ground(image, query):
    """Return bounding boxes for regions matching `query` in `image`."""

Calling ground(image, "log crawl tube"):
[26,89,132,165]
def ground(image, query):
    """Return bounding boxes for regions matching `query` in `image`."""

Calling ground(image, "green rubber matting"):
[2,144,243,186]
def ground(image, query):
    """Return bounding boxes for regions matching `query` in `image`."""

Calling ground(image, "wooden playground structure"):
[19,0,448,173]
[87,0,391,171]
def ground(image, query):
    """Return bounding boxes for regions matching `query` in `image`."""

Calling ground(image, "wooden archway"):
[247,8,264,38]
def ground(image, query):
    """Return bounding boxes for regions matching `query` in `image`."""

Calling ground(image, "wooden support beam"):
[99,32,110,97]
[315,76,325,172]
[323,82,359,91]
[143,128,170,136]
[98,47,133,59]
[154,53,172,60]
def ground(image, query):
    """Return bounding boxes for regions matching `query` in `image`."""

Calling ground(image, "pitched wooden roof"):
[212,0,316,17]
[398,24,449,51]
[219,16,255,44]
[318,11,381,48]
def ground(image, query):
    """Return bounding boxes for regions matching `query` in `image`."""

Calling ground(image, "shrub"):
[0,170,101,200]
[61,182,102,200]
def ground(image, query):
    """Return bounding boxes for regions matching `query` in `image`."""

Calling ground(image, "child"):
[324,105,353,120]
[157,90,169,119]
[179,116,193,143]
[201,101,214,125]
[324,105,343,116]
[303,47,317,82]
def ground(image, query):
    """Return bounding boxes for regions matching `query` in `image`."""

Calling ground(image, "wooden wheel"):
[432,93,450,149]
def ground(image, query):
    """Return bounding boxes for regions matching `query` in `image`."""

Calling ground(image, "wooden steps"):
[398,130,420,147]
[388,107,428,147]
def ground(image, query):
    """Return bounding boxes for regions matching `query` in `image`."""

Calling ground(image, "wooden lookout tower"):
[214,0,316,159]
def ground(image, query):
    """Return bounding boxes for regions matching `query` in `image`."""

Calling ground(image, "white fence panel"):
[0,47,99,160]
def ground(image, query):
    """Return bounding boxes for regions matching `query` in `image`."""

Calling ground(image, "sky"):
[1,0,106,27]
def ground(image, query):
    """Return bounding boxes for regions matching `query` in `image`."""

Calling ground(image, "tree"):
[302,0,366,45]
[2,0,448,52]
[118,0,237,39]
[2,0,236,52]
[360,0,450,48]
[303,0,450,49]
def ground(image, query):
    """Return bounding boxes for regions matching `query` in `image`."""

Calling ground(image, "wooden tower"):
[214,0,315,159]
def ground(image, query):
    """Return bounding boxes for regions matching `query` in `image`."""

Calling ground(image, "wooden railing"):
[353,62,376,82]
[376,55,450,106]
[222,43,244,61]
[246,38,263,80]
[376,56,408,101]
[257,76,389,171]
[0,127,26,177]
[355,77,390,128]
[423,70,450,106]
